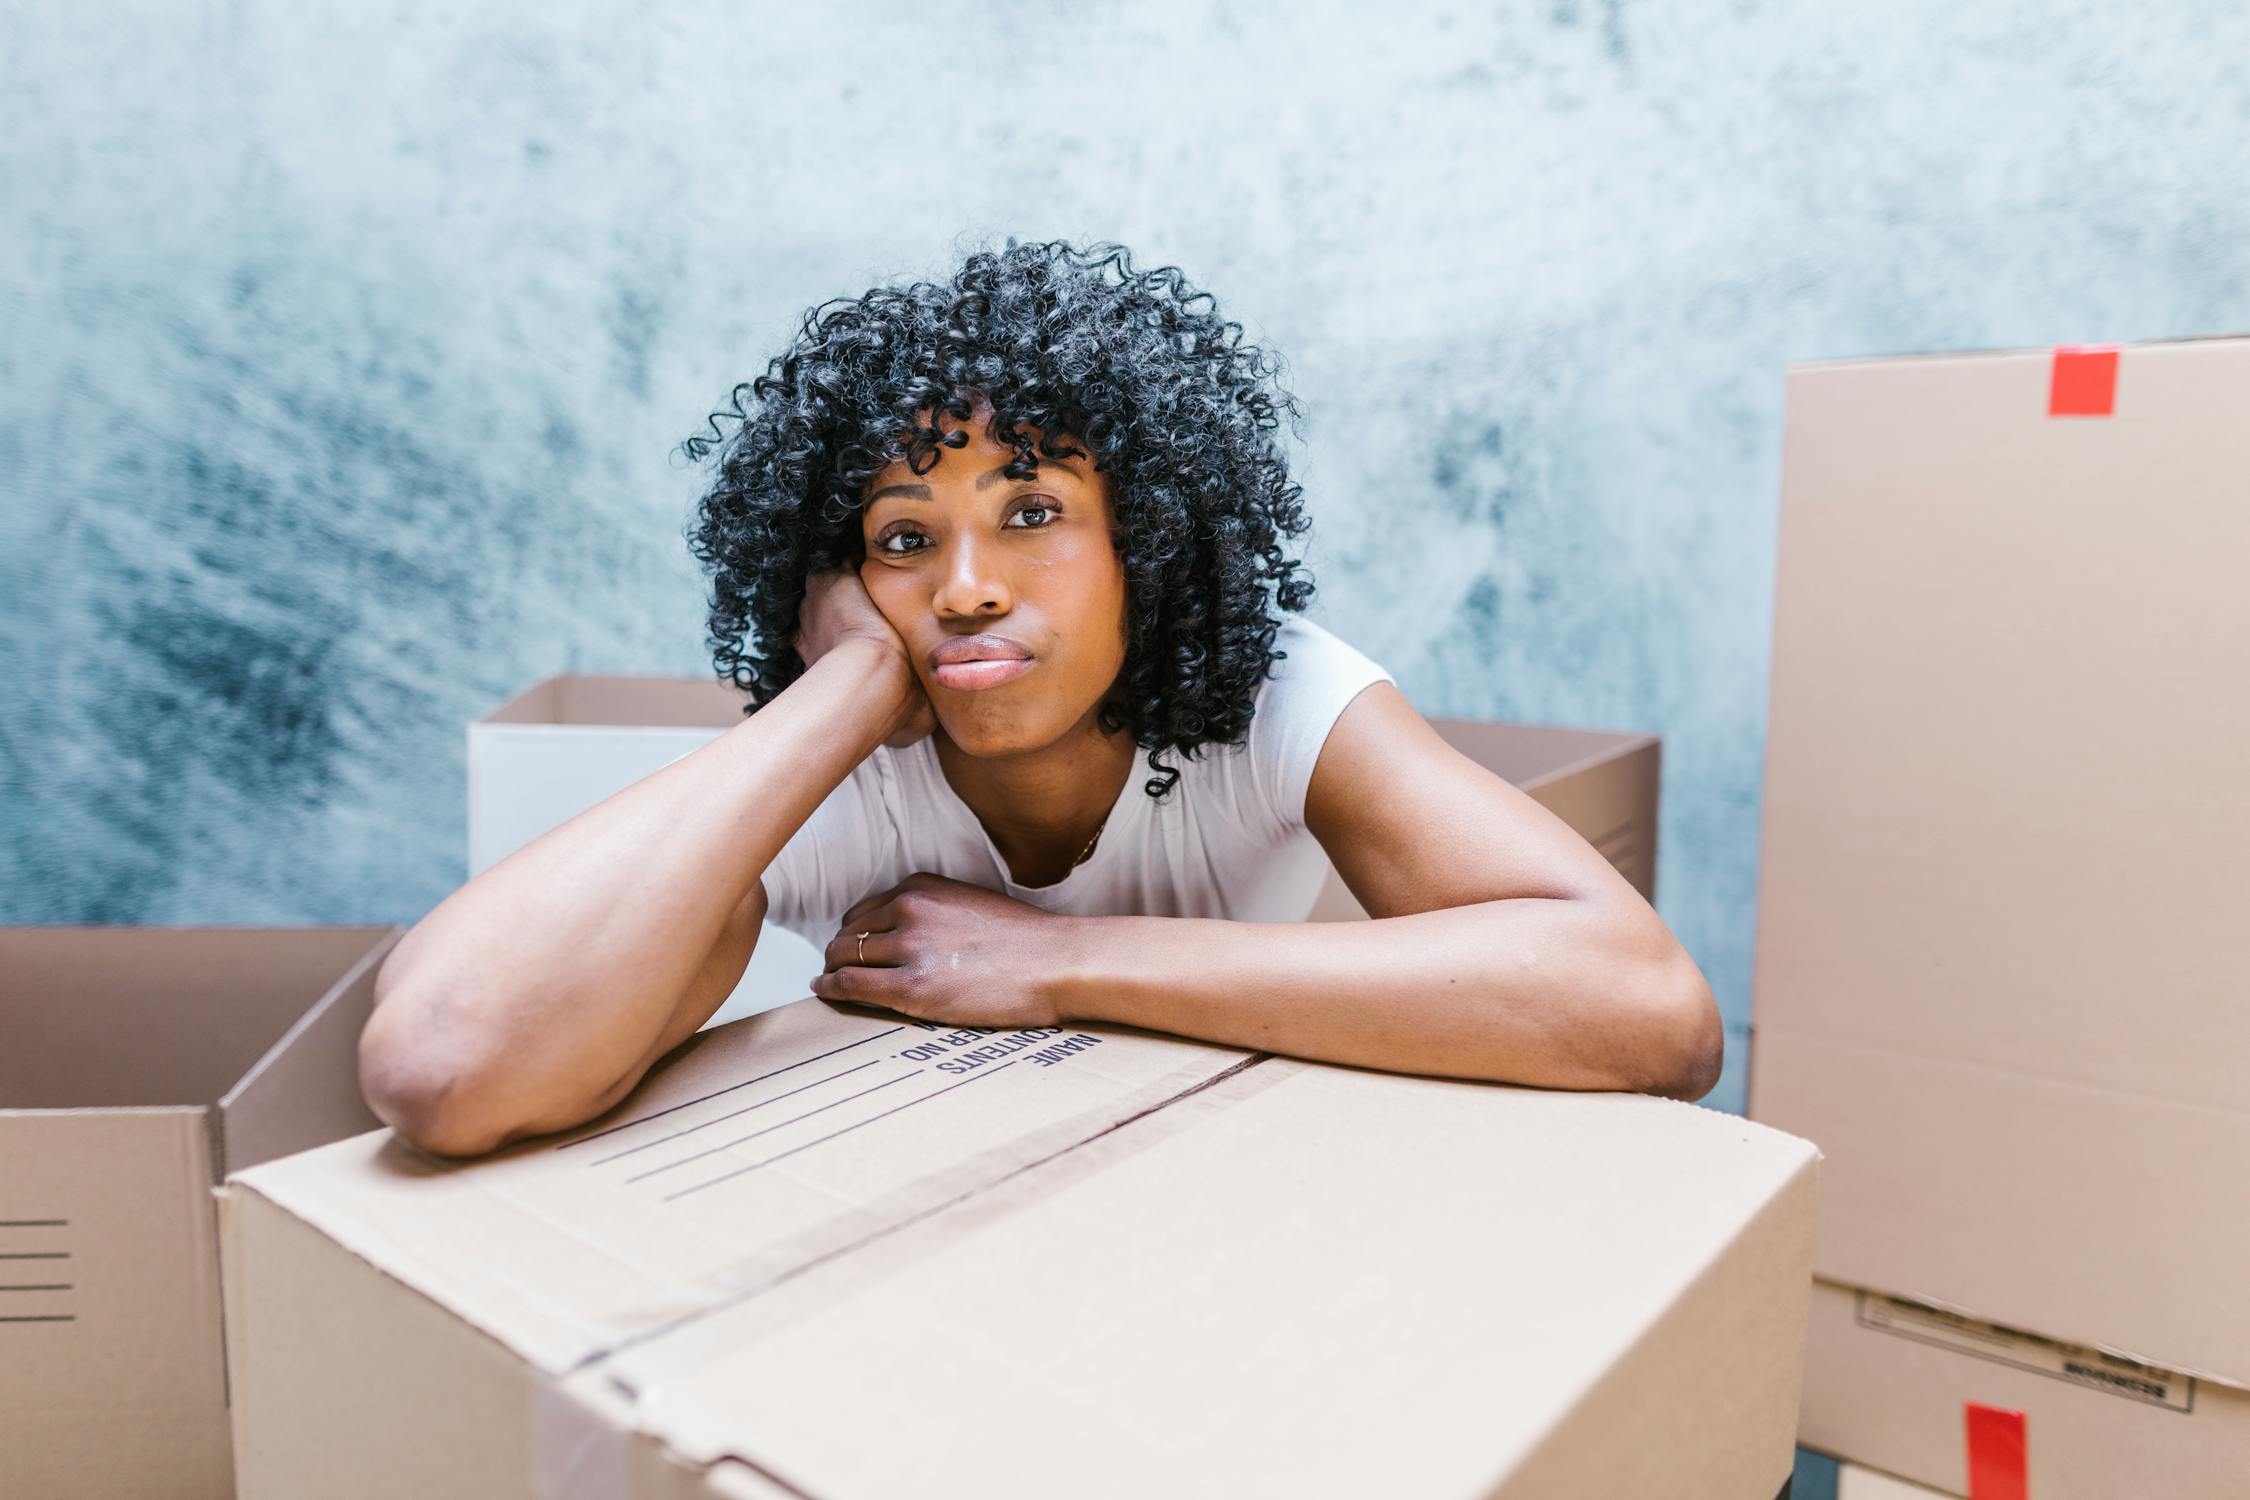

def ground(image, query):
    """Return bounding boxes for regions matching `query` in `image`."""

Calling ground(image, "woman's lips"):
[932,658,1035,691]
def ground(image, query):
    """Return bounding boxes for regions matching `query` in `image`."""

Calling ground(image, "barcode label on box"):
[1855,1291,2195,1412]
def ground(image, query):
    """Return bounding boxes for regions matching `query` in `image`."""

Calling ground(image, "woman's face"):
[858,405,1129,758]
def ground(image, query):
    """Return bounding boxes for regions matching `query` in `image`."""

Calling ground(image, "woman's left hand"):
[812,872,1079,1030]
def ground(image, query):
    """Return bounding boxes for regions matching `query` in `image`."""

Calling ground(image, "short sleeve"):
[758,755,902,945]
[1242,615,1395,841]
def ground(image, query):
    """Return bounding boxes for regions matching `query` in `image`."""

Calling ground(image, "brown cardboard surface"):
[1800,1280,2250,1500]
[0,1109,229,1500]
[1309,721,1658,914]
[217,924,399,1177]
[232,998,1259,1376]
[0,924,398,1112]
[225,995,1820,1500]
[0,924,403,1500]
[1748,334,2250,1384]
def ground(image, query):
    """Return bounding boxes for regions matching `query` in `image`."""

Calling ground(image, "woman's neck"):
[932,719,1138,887]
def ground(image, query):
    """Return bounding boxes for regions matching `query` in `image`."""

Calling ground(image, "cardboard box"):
[465,674,813,1029]
[1747,336,2250,1384]
[0,924,404,1500]
[1837,1461,1950,1498]
[1800,1280,2250,1500]
[1307,717,1657,915]
[471,675,1659,1021]
[222,996,1818,1499]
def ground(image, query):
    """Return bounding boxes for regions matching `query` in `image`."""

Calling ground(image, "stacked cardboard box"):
[470,675,1661,1020]
[1749,336,2250,1496]
[0,924,403,1500]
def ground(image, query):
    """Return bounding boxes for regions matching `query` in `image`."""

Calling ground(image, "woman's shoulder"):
[1257,612,1393,702]
[1235,611,1395,834]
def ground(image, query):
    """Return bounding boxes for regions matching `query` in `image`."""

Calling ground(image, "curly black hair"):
[678,237,1319,802]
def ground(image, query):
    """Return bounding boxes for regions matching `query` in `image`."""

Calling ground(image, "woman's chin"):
[931,710,1060,761]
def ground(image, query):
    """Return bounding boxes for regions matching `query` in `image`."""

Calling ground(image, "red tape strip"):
[1965,1402,2029,1500]
[2048,345,2119,416]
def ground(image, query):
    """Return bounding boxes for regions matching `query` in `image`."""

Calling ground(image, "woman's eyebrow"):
[869,461,1078,504]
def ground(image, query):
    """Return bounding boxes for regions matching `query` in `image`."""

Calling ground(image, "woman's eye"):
[1010,504,1055,528]
[875,530,926,555]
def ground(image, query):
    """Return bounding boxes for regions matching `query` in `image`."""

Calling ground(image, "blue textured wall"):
[6,2,2247,1112]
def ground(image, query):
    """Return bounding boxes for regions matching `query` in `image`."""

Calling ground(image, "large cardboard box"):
[470,675,1659,1020]
[222,996,1818,1499]
[0,924,404,1500]
[1801,1280,2250,1499]
[1747,336,2250,1385]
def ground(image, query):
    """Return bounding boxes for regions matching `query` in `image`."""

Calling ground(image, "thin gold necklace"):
[1071,815,1107,867]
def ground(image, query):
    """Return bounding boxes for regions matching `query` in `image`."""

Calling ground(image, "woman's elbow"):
[1628,946,1725,1103]
[358,1006,514,1159]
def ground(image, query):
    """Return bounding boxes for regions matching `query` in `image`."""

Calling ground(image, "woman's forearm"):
[1055,898,1723,1099]
[361,638,910,1152]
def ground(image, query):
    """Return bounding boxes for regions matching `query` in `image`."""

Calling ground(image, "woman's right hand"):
[795,567,937,749]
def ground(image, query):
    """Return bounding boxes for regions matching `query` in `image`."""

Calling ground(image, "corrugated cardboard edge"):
[213,926,402,1180]
[1496,1136,1821,1498]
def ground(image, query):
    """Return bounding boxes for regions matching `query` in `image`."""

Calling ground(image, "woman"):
[360,239,1722,1158]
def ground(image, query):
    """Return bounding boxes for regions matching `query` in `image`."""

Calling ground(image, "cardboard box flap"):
[230,1000,1258,1376]
[214,928,400,1179]
[0,926,398,1115]
[597,1061,1821,1500]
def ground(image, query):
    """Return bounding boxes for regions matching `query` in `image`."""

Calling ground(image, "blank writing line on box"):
[0,1315,75,1323]
[665,1061,1021,1203]
[625,1071,925,1185]
[0,1253,69,1261]
[0,1220,67,1228]
[557,1026,908,1150]
[1,1284,72,1292]
[590,1058,888,1166]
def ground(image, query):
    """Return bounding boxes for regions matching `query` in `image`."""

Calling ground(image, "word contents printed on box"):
[227,1000,1257,1378]
[559,1020,1128,1204]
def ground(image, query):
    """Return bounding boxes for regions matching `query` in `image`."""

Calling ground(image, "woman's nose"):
[930,531,1013,618]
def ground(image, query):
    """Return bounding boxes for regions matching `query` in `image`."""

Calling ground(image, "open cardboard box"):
[469,673,1659,1025]
[0,924,403,1500]
[221,995,1818,1500]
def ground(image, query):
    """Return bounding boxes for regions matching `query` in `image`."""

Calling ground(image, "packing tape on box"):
[2047,345,2119,417]
[531,1377,633,1500]
[1963,1402,2028,1500]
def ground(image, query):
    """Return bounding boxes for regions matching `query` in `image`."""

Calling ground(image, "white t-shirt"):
[759,614,1394,945]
